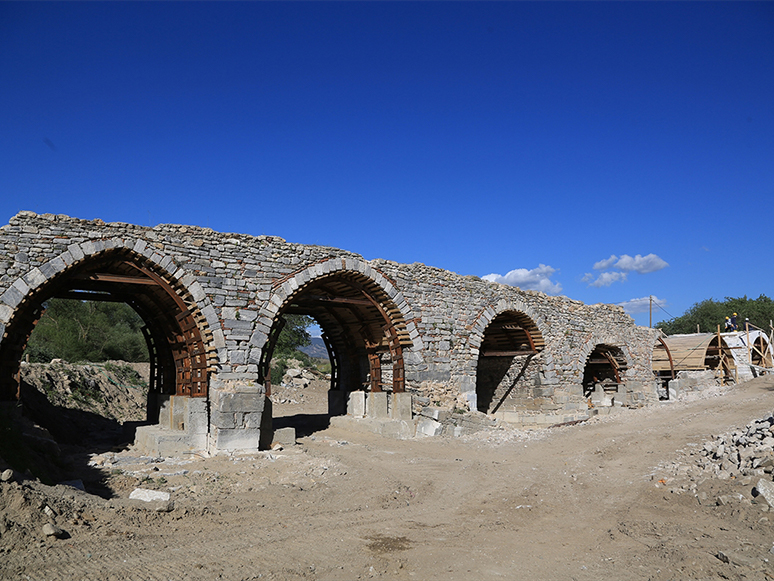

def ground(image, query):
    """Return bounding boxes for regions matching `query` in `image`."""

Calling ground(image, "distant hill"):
[299,336,328,359]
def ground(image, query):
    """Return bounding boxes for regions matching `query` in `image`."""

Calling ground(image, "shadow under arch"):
[259,270,412,436]
[474,310,545,414]
[581,343,629,398]
[0,247,215,425]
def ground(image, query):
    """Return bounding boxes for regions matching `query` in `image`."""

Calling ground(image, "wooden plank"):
[75,273,157,285]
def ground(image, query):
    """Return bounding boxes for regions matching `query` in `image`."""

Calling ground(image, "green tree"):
[273,314,313,357]
[268,314,315,381]
[656,295,774,335]
[24,299,148,363]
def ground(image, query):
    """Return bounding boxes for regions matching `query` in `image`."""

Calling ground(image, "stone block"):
[130,488,171,502]
[244,412,265,429]
[214,427,261,451]
[367,392,389,419]
[347,391,366,418]
[211,411,236,429]
[217,392,265,414]
[391,393,413,421]
[420,406,449,423]
[0,304,12,324]
[273,427,296,446]
[416,418,443,438]
[756,479,774,507]
[495,410,520,424]
[134,426,201,457]
[1,285,23,308]
[171,397,188,431]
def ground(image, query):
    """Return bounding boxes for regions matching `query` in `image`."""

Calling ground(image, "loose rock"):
[42,523,65,538]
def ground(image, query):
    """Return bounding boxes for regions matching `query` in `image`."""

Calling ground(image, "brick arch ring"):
[575,332,636,379]
[251,257,424,358]
[466,297,555,371]
[0,236,221,364]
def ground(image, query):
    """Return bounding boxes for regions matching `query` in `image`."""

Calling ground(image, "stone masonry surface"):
[0,212,661,450]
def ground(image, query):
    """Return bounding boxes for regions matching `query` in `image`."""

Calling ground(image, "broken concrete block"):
[416,418,443,438]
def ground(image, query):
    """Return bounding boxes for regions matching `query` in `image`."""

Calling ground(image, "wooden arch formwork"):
[651,333,736,385]
[475,310,545,414]
[722,329,774,381]
[581,344,628,398]
[0,249,215,421]
[752,334,774,369]
[651,335,676,397]
[259,271,412,403]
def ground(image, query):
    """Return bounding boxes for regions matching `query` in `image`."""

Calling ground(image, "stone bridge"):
[0,212,660,453]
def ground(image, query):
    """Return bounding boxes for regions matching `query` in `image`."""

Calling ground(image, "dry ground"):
[4,377,774,580]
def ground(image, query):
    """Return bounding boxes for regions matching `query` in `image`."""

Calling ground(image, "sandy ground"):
[4,377,774,580]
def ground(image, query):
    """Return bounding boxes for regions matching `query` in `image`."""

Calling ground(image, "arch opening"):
[259,272,411,434]
[582,344,627,398]
[0,249,212,428]
[475,311,544,414]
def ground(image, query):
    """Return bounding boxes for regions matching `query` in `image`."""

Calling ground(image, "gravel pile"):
[697,414,774,481]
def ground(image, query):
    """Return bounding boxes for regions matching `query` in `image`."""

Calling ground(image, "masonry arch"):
[259,267,414,412]
[581,343,629,398]
[0,246,216,423]
[473,308,546,414]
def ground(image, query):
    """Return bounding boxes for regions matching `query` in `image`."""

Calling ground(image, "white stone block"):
[129,488,171,502]
[347,391,366,417]
[416,418,443,438]
[391,393,413,421]
[367,392,389,419]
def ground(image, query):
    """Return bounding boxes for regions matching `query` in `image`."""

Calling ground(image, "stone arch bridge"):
[0,212,659,453]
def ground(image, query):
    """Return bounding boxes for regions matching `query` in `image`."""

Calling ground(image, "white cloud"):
[618,295,667,315]
[586,252,668,287]
[593,255,618,271]
[584,271,628,288]
[482,264,562,294]
[613,253,668,274]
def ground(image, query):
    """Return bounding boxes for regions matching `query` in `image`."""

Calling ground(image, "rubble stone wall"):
[0,212,660,448]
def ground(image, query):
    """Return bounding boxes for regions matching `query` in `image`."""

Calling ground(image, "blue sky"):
[1,2,772,329]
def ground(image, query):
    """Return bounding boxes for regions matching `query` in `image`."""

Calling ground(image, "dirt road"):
[4,377,774,581]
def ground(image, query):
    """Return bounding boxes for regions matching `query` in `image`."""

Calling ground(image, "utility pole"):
[649,295,653,328]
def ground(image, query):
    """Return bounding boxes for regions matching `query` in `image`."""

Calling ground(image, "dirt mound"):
[20,360,148,424]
